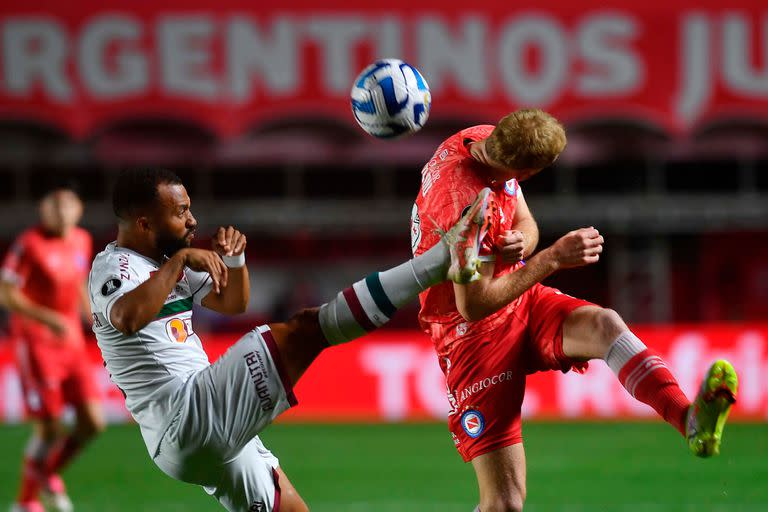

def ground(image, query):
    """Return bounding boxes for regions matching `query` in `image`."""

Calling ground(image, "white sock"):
[604,331,647,375]
[319,242,448,345]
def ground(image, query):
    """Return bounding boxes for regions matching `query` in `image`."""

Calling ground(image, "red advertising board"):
[0,324,766,423]
[0,1,766,138]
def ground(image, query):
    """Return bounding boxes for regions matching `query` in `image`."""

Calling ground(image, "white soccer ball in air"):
[350,59,431,139]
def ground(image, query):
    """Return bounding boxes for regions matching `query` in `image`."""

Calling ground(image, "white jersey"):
[88,242,214,455]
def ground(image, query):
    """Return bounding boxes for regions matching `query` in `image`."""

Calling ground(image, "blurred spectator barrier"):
[0,324,766,423]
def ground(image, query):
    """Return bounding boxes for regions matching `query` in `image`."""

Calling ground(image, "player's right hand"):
[549,227,604,269]
[181,248,228,294]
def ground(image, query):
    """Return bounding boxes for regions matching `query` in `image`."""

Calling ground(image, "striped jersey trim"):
[156,297,193,319]
[365,273,397,318]
[342,287,376,332]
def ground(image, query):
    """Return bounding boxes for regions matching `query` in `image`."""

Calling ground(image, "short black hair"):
[112,168,183,220]
[35,175,81,201]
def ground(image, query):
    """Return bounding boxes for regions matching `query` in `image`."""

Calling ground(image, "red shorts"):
[439,284,596,462]
[14,338,101,420]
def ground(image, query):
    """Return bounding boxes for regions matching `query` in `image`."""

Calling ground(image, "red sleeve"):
[478,194,505,258]
[1,233,31,285]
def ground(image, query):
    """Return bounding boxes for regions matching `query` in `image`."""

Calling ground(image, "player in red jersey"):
[0,184,105,512]
[412,109,738,512]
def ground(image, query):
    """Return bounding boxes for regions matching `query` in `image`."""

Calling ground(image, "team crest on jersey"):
[101,278,122,296]
[165,318,193,343]
[461,409,485,438]
[504,179,518,197]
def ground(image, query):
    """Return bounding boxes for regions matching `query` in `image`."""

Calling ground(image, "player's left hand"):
[496,230,525,263]
[212,226,247,257]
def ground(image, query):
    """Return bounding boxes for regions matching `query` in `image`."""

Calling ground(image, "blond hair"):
[485,109,566,170]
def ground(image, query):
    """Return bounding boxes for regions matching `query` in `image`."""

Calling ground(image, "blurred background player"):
[412,108,738,512]
[0,183,105,512]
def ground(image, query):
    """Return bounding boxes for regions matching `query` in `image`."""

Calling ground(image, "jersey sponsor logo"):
[101,278,122,296]
[165,318,193,343]
[410,203,422,254]
[461,409,485,438]
[456,370,514,404]
[244,350,275,412]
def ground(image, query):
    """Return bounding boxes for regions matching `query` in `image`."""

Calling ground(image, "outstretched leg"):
[269,188,495,385]
[562,306,738,456]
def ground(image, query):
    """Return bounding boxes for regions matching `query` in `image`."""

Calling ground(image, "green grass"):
[1,422,765,511]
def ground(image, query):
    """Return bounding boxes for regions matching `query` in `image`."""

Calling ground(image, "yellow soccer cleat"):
[686,359,738,457]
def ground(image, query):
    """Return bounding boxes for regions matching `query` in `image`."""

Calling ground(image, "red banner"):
[0,1,766,138]
[0,324,766,423]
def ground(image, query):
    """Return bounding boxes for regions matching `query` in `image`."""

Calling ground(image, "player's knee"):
[77,414,106,440]
[36,419,62,442]
[285,308,325,347]
[592,308,627,350]
[480,495,525,512]
[480,488,526,512]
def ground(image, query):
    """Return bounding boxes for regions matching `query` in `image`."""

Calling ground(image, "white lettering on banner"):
[722,14,768,96]
[559,363,623,417]
[498,15,568,106]
[3,19,71,100]
[376,18,403,63]
[676,14,712,122]
[159,16,218,100]
[80,16,148,98]
[1,10,765,130]
[305,18,368,94]
[576,14,642,96]
[360,344,448,421]
[417,17,488,97]
[227,17,299,101]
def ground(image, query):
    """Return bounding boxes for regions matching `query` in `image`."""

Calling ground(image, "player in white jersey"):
[88,168,496,511]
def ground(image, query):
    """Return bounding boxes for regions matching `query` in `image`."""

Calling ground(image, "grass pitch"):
[0,422,765,511]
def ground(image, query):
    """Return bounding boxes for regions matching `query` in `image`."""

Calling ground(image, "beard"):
[156,229,194,258]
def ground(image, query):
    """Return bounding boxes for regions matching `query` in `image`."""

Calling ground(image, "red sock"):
[45,436,82,476]
[618,349,690,435]
[16,457,42,503]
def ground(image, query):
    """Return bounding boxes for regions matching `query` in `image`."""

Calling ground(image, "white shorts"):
[153,325,297,511]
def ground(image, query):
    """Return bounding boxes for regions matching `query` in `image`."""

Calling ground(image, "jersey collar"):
[109,242,161,267]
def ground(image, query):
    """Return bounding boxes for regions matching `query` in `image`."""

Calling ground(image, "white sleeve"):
[89,256,143,329]
[186,268,213,305]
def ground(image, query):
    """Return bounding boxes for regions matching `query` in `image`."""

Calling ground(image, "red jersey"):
[1,226,92,346]
[412,125,524,356]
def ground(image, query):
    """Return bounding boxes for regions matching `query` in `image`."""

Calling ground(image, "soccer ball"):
[350,59,431,139]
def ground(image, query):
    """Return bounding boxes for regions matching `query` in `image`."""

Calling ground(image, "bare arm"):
[110,248,228,335]
[201,226,249,314]
[0,280,67,336]
[454,227,604,322]
[496,191,539,263]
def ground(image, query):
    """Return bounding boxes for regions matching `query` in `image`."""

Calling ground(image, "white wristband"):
[222,253,245,268]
